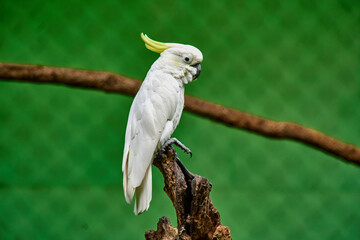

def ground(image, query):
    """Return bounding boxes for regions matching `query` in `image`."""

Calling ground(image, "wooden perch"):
[145,147,231,240]
[0,62,359,165]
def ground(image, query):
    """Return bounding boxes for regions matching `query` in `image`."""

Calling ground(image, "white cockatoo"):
[122,33,203,215]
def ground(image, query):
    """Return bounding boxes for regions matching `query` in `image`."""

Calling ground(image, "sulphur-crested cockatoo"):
[122,33,203,215]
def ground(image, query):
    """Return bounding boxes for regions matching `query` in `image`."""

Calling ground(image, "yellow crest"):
[141,33,171,53]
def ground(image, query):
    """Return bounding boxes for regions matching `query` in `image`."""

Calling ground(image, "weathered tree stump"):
[145,147,231,240]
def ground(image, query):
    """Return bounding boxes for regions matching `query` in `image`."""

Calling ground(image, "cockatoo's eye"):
[183,56,192,64]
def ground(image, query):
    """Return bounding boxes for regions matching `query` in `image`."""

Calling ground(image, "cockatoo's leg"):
[160,138,192,157]
[158,138,195,180]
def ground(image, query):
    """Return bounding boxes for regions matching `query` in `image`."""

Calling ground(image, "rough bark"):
[145,217,179,240]
[145,147,231,240]
[1,62,359,165]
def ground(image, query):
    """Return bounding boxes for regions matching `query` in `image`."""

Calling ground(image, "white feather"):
[122,42,203,215]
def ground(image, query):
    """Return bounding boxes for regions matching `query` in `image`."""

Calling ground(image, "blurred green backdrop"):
[0,0,359,239]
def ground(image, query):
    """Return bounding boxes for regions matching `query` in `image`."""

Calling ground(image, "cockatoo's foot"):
[160,138,192,157]
[157,138,195,181]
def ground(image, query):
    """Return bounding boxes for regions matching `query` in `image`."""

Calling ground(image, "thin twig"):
[0,62,359,165]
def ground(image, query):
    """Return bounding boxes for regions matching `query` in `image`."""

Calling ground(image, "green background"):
[0,0,359,239]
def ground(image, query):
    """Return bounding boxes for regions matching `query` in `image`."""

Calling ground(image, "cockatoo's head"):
[141,33,203,84]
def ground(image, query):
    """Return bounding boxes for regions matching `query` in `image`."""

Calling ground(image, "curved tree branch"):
[0,62,359,165]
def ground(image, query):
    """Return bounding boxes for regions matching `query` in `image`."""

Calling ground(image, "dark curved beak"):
[192,63,201,80]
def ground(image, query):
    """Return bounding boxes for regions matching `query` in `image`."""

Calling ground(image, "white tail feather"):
[123,150,135,203]
[134,165,152,215]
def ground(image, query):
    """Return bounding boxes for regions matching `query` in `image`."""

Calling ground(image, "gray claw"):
[161,138,192,157]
